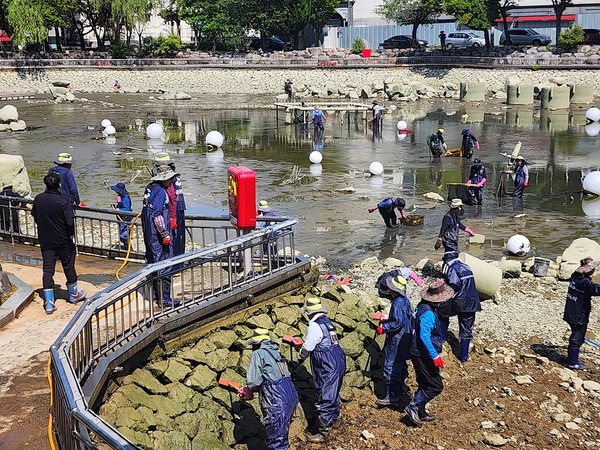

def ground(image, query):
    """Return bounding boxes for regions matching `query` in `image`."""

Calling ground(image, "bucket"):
[362,48,371,58]
[532,257,551,277]
[402,214,424,226]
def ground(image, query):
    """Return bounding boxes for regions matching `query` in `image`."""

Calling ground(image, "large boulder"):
[209,329,238,349]
[185,364,217,391]
[0,155,32,197]
[0,105,18,123]
[9,120,27,131]
[561,238,600,263]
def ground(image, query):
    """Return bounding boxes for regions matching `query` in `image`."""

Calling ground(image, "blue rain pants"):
[259,377,298,450]
[311,344,346,429]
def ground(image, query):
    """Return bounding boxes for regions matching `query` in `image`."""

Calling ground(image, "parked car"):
[249,37,285,51]
[499,29,551,46]
[583,28,600,45]
[379,35,428,50]
[445,32,485,49]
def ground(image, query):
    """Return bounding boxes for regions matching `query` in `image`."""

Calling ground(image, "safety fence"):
[48,218,310,449]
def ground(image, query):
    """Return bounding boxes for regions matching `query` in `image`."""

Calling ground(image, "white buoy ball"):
[586,107,600,122]
[309,163,322,176]
[206,130,224,148]
[397,120,407,130]
[146,123,164,139]
[369,161,384,175]
[103,125,116,135]
[583,171,600,195]
[101,119,112,128]
[585,122,600,137]
[309,151,323,164]
[506,234,530,256]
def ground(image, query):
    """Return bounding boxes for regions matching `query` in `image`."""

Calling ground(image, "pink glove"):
[433,356,444,368]
[476,178,486,188]
[464,227,475,237]
[237,386,254,401]
[466,180,472,185]
[170,217,177,229]
[409,272,423,286]
[476,141,480,150]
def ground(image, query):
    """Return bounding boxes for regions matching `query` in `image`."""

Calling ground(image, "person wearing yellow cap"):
[298,298,346,442]
[426,128,446,158]
[48,152,82,206]
[435,199,475,256]
[238,328,298,450]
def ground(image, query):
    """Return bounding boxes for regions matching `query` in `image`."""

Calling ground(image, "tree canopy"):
[375,0,442,44]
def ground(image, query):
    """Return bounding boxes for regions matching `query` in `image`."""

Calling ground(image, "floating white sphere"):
[103,125,116,135]
[585,122,600,137]
[583,171,600,195]
[146,123,164,139]
[309,151,323,164]
[369,161,384,175]
[397,120,407,130]
[205,130,224,148]
[309,163,322,176]
[582,196,600,216]
[506,234,530,256]
[586,107,600,122]
[101,119,112,128]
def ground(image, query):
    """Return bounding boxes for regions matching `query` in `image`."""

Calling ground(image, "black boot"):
[418,409,436,422]
[305,426,331,443]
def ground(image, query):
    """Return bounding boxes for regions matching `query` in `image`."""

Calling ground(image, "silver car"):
[445,32,485,49]
[499,29,551,46]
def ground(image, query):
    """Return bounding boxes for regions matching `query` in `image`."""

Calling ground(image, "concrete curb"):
[0,273,35,329]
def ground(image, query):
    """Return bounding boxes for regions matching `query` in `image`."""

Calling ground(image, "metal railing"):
[49,218,310,449]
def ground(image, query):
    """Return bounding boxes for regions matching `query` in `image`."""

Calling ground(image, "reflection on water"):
[2,97,600,267]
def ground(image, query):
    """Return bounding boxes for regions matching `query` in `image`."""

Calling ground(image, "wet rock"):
[153,430,190,449]
[175,92,192,100]
[8,120,25,131]
[185,364,218,391]
[0,124,8,132]
[51,79,71,87]
[336,186,355,194]
[130,368,169,395]
[164,358,191,383]
[49,85,70,99]
[210,329,238,349]
[423,192,444,202]
[246,313,274,330]
[0,104,18,122]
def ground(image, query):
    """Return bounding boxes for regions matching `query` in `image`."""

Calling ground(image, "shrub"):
[109,41,130,59]
[351,37,365,54]
[154,34,183,58]
[557,25,584,49]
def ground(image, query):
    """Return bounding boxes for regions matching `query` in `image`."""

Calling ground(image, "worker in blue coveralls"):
[312,106,326,132]
[297,298,346,443]
[141,165,178,307]
[405,280,454,426]
[441,251,481,362]
[508,156,529,198]
[110,182,133,249]
[153,153,187,256]
[375,270,422,407]
[48,152,84,207]
[435,199,475,256]
[460,129,479,159]
[466,158,487,205]
[369,197,407,228]
[563,257,600,370]
[238,328,298,450]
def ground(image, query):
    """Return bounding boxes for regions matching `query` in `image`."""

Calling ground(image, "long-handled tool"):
[585,338,600,348]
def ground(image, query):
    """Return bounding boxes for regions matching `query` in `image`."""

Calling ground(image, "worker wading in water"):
[466,158,487,205]
[435,199,475,257]
[369,197,407,228]
[427,128,446,158]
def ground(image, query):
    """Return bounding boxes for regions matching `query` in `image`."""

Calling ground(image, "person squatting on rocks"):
[375,270,423,407]
[312,106,326,132]
[0,184,24,238]
[506,156,529,198]
[563,257,600,370]
[460,129,479,159]
[32,173,86,314]
[297,298,346,443]
[369,197,407,228]
[142,165,178,306]
[284,78,293,99]
[48,152,85,207]
[153,153,187,257]
[427,128,447,158]
[440,251,481,362]
[110,182,133,249]
[435,199,475,256]
[405,280,455,426]
[238,328,299,450]
[467,158,487,205]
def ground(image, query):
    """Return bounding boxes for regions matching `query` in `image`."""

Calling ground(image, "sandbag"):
[458,252,502,300]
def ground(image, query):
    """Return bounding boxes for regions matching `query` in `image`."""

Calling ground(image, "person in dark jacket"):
[298,298,346,442]
[405,280,454,426]
[369,197,407,228]
[563,257,600,370]
[48,152,82,206]
[435,199,475,256]
[427,128,446,158]
[441,251,482,362]
[460,129,479,159]
[110,182,133,248]
[376,271,422,407]
[467,158,487,205]
[32,173,86,314]
[284,78,293,99]
[0,184,24,238]
[238,328,298,450]
[142,165,177,306]
[509,156,529,198]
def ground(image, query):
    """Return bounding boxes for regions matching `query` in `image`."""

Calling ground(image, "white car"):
[445,32,485,49]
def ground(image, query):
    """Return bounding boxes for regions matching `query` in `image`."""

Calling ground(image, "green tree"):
[376,0,442,46]
[178,0,243,51]
[446,0,497,47]
[308,0,340,47]
[551,0,573,44]
[492,0,516,45]
[160,0,182,37]
[7,0,48,47]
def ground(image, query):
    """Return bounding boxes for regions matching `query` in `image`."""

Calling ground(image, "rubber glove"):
[79,202,88,207]
[434,238,442,250]
[237,386,254,401]
[376,326,384,335]
[476,178,486,188]
[466,180,472,185]
[409,272,423,286]
[170,217,177,229]
[368,208,377,213]
[162,235,171,246]
[464,227,475,237]
[523,182,528,187]
[433,356,444,368]
[476,141,480,150]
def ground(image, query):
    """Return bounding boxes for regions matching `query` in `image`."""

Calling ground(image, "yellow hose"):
[47,358,58,450]
[116,213,141,281]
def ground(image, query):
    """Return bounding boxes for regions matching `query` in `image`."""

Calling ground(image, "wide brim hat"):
[110,182,127,194]
[420,280,454,303]
[575,257,600,273]
[54,152,75,164]
[151,168,179,182]
[461,129,470,135]
[246,328,270,345]
[471,158,484,166]
[300,297,327,315]
[386,275,407,295]
[450,198,463,208]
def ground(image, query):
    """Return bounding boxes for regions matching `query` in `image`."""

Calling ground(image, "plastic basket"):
[402,214,424,226]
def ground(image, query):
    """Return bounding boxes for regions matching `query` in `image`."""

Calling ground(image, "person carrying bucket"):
[435,199,475,255]
[369,197,407,228]
[467,158,487,205]
[460,129,479,159]
[427,128,446,158]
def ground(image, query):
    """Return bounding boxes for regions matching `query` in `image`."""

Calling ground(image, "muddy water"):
[1,95,600,267]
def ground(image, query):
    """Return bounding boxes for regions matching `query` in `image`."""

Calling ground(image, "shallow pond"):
[2,95,600,267]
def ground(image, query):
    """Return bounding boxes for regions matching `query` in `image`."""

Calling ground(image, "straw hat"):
[300,297,327,315]
[450,199,463,208]
[575,257,600,274]
[246,328,270,345]
[151,165,179,182]
[420,280,454,303]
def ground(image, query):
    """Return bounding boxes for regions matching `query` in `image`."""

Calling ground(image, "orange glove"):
[162,236,171,246]
[170,217,177,229]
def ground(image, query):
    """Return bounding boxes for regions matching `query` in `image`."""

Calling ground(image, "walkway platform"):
[274,100,382,124]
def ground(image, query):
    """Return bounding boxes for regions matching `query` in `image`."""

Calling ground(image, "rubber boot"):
[418,409,436,422]
[67,282,87,304]
[567,347,585,370]
[460,339,471,363]
[376,383,399,407]
[405,390,430,426]
[44,289,57,315]
[305,426,331,443]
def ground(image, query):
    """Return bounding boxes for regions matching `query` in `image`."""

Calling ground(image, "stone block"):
[185,364,217,391]
[205,348,229,372]
[153,430,191,450]
[209,329,238,349]
[246,313,274,330]
[164,358,191,383]
[130,368,169,395]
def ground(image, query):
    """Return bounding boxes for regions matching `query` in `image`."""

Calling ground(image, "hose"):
[116,213,142,281]
[47,358,58,450]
